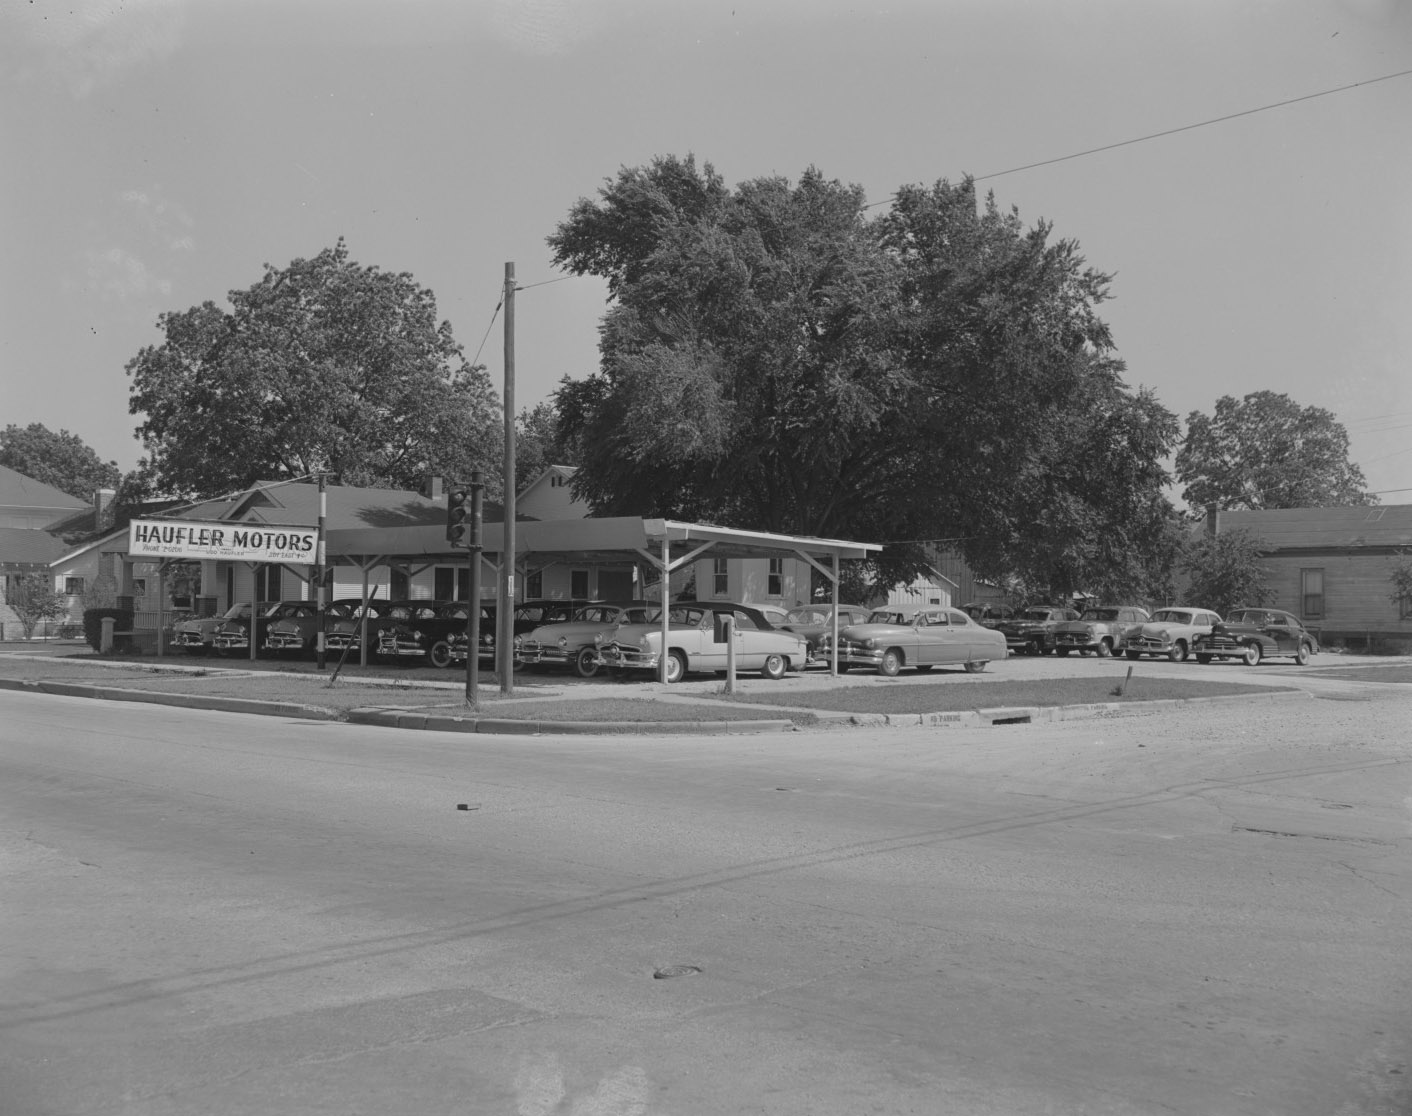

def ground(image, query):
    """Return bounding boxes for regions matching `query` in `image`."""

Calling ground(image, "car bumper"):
[597,645,657,670]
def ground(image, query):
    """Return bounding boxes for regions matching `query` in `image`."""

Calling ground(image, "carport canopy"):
[323,515,883,678]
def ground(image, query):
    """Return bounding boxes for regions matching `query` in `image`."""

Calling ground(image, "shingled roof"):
[1218,505,1412,551]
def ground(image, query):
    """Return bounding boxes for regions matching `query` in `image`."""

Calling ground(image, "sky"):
[3,0,1410,503]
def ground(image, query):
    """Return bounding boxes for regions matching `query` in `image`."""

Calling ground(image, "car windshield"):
[221,604,248,619]
[786,608,828,624]
[1152,610,1194,624]
[1019,609,1051,621]
[1227,610,1273,625]
[571,606,618,623]
[1081,609,1119,621]
[867,611,905,624]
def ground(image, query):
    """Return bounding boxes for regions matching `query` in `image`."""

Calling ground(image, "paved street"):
[2,679,1410,1115]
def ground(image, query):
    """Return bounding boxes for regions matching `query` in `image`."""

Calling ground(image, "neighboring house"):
[883,567,957,611]
[516,466,650,603]
[1211,505,1412,650]
[0,465,93,637]
[0,464,88,529]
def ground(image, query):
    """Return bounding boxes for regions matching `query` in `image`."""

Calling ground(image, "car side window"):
[733,610,763,631]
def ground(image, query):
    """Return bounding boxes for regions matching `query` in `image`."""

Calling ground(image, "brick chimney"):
[423,474,444,500]
[94,487,116,531]
[1205,505,1220,537]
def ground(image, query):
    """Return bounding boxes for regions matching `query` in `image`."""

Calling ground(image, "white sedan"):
[595,602,808,682]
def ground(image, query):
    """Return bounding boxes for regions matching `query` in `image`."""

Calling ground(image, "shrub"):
[82,607,134,652]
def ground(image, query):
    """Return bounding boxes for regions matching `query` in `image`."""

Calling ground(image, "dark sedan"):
[1193,608,1318,666]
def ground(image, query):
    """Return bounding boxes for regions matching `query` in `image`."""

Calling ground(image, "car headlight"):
[861,637,876,649]
[557,636,568,649]
[637,635,653,650]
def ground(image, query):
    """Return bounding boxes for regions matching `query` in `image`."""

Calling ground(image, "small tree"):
[1180,529,1273,616]
[1390,551,1412,620]
[5,574,68,639]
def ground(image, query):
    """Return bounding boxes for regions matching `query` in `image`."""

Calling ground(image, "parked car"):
[595,601,808,683]
[516,601,655,677]
[754,604,792,627]
[994,605,1082,656]
[263,598,369,657]
[960,603,1016,629]
[777,604,872,661]
[1192,608,1319,666]
[1125,607,1224,662]
[1052,606,1151,658]
[512,599,593,638]
[171,603,265,655]
[375,601,469,665]
[211,601,312,656]
[819,606,1006,676]
[323,598,406,657]
[446,603,499,667]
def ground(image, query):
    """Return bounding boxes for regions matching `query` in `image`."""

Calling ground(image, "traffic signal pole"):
[447,476,485,708]
[466,473,483,708]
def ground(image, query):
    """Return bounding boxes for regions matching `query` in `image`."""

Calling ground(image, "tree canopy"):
[548,155,1179,598]
[0,423,122,500]
[1175,390,1374,512]
[1179,528,1273,616]
[126,240,501,499]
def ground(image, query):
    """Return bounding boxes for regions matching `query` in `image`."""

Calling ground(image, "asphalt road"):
[2,683,1410,1115]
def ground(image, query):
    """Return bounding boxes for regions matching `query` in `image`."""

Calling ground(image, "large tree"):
[548,157,1179,598]
[127,240,501,498]
[1179,528,1273,615]
[0,423,122,499]
[1175,391,1374,512]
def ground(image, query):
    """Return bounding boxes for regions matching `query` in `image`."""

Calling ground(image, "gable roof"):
[167,479,448,531]
[0,525,70,571]
[0,464,88,513]
[1218,505,1412,550]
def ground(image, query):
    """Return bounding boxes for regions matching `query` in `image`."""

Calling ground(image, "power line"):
[973,67,1412,182]
[863,65,1412,208]
[469,297,503,369]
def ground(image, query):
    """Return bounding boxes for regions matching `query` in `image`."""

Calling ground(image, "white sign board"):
[128,519,319,563]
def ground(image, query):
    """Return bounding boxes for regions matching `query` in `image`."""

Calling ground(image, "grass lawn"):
[0,652,1297,723]
[699,675,1296,714]
[408,698,815,724]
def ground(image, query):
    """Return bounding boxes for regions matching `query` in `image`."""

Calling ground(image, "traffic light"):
[446,485,471,546]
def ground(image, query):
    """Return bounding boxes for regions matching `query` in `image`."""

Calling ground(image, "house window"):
[1300,568,1324,619]
[131,579,146,598]
[390,569,410,600]
[526,571,543,599]
[64,577,84,596]
[713,558,729,597]
[257,565,282,602]
[768,558,782,597]
[570,570,589,599]
[434,567,455,600]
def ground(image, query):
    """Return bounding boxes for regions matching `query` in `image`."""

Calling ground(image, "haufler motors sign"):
[128,519,318,563]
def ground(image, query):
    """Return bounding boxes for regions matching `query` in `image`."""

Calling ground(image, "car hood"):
[524,621,619,643]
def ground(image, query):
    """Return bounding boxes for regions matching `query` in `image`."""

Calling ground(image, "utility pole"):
[315,473,328,669]
[499,262,516,694]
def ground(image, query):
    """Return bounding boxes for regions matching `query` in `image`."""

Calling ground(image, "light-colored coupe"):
[820,606,1006,675]
[595,602,808,683]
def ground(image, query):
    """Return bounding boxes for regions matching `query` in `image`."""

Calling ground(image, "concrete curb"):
[0,676,339,721]
[344,707,797,735]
